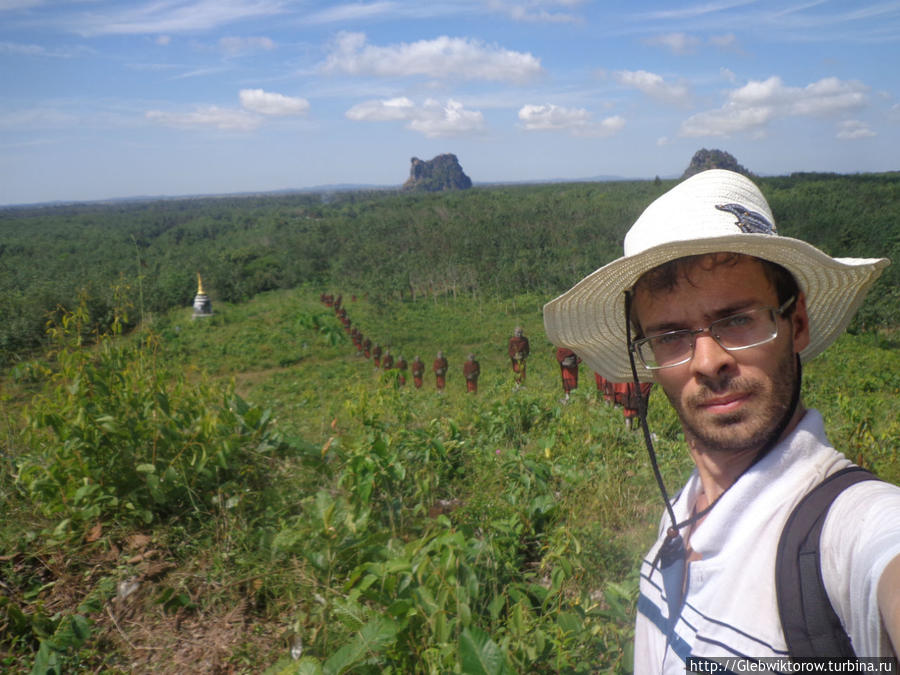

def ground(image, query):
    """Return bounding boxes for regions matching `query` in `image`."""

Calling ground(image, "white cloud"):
[346,97,415,121]
[591,115,626,136]
[71,0,287,36]
[172,66,229,80]
[346,97,485,138]
[518,103,591,131]
[410,99,485,137]
[305,1,400,24]
[639,0,758,21]
[518,103,625,137]
[0,40,90,58]
[680,106,774,138]
[146,106,260,131]
[787,77,868,115]
[614,70,691,105]
[0,40,46,56]
[680,76,869,137]
[322,31,542,84]
[836,119,875,140]
[643,32,700,55]
[305,0,582,25]
[843,3,900,21]
[491,0,582,24]
[126,62,180,72]
[0,107,77,129]
[220,36,275,55]
[155,35,171,46]
[145,88,309,132]
[709,32,737,48]
[239,89,309,116]
[506,7,579,23]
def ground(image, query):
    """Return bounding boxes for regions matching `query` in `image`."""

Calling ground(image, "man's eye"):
[722,313,754,328]
[655,332,686,346]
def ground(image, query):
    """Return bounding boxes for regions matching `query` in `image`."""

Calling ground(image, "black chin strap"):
[623,290,803,544]
[624,290,678,533]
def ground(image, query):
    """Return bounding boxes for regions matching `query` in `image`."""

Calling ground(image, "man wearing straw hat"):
[544,170,899,666]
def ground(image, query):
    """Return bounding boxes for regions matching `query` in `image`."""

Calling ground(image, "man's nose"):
[689,332,736,376]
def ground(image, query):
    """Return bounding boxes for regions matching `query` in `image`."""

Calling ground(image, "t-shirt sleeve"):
[821,480,900,657]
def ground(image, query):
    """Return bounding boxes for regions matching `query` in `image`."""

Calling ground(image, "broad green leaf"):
[295,658,325,675]
[458,600,472,627]
[458,626,505,675]
[488,594,506,621]
[556,611,582,636]
[413,585,438,615]
[322,616,399,675]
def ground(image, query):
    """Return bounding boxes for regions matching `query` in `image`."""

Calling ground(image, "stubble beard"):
[667,346,798,455]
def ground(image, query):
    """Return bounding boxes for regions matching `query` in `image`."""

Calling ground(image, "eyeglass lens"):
[639,307,779,368]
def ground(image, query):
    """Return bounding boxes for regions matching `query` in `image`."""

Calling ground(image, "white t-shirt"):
[822,480,900,657]
[634,409,900,674]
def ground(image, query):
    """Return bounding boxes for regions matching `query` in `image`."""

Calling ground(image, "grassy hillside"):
[2,285,898,673]
[2,173,898,671]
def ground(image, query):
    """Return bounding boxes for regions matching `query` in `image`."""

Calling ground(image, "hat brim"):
[543,233,889,382]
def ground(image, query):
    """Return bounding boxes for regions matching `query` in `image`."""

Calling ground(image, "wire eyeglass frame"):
[631,295,797,370]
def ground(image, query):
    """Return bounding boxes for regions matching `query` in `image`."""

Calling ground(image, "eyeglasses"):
[631,296,796,370]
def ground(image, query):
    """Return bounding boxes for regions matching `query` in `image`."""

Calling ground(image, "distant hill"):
[402,154,472,192]
[682,149,753,179]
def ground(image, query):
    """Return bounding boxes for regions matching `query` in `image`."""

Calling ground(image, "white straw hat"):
[543,169,890,382]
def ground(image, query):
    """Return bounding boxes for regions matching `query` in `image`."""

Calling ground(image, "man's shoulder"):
[825,477,900,529]
[820,477,900,656]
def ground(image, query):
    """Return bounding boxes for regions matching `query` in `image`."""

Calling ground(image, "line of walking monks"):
[320,293,651,427]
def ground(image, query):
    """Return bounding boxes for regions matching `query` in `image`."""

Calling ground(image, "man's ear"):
[792,293,810,354]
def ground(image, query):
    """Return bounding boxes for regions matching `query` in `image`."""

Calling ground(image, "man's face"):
[632,256,810,454]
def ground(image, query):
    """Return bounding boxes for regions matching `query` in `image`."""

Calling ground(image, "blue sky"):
[2,0,899,205]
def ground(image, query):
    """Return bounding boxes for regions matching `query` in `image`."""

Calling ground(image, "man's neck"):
[689,445,759,506]
[688,405,807,506]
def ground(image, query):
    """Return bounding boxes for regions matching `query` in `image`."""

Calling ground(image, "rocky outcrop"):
[682,149,754,179]
[402,154,472,192]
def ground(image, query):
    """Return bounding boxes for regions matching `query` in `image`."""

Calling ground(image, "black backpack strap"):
[776,466,881,658]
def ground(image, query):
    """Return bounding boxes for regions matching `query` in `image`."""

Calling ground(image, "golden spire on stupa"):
[197,273,206,295]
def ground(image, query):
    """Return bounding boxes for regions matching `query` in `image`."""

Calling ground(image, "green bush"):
[16,303,287,537]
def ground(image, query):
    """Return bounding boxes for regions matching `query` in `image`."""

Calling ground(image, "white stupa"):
[192,273,213,318]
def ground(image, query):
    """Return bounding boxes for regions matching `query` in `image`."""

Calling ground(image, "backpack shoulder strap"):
[776,466,880,658]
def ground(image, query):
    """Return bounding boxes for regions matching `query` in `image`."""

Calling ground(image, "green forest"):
[1,173,899,673]
[2,172,899,366]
